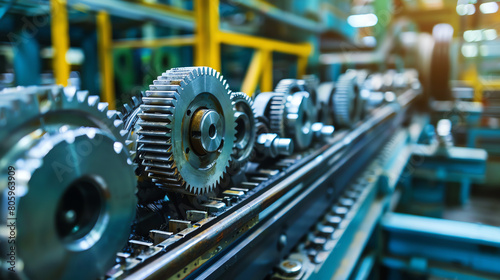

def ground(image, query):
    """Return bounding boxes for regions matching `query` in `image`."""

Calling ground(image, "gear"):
[333,73,362,128]
[317,82,336,125]
[118,94,143,163]
[0,86,136,280]
[274,78,307,96]
[302,75,319,104]
[268,93,287,137]
[285,91,316,149]
[230,92,256,174]
[255,89,316,150]
[137,67,236,194]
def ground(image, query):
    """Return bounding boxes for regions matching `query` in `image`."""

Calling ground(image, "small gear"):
[229,92,256,173]
[0,86,136,280]
[317,82,336,125]
[137,67,236,194]
[118,93,144,163]
[333,73,362,128]
[268,93,287,137]
[285,91,316,149]
[302,75,319,104]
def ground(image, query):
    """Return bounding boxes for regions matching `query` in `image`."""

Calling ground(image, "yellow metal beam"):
[261,50,273,92]
[194,0,220,70]
[50,0,70,86]
[97,11,116,109]
[126,0,194,21]
[241,50,265,96]
[219,31,313,57]
[113,35,195,49]
[297,55,308,78]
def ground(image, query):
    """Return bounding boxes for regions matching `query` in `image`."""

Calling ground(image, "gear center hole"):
[56,177,103,247]
[209,124,216,138]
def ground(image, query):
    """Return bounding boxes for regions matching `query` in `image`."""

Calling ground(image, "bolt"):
[312,122,334,141]
[256,133,294,158]
[273,138,293,156]
[277,233,287,250]
[277,259,302,277]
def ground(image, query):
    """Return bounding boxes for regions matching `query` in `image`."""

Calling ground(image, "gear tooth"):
[114,119,124,128]
[116,111,124,120]
[132,96,139,106]
[76,90,89,102]
[123,104,132,113]
[107,110,117,119]
[63,86,77,101]
[120,129,128,137]
[98,102,109,113]
[88,95,100,107]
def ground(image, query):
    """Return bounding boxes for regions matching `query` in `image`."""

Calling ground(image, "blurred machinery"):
[0,1,500,280]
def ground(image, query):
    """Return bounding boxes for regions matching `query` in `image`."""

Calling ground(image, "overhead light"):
[466,4,476,15]
[456,4,467,15]
[479,2,498,14]
[483,29,497,40]
[362,36,377,47]
[461,43,478,57]
[347,14,378,28]
[457,4,476,15]
[463,30,482,42]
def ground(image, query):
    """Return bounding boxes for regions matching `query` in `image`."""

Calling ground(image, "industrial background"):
[0,0,500,279]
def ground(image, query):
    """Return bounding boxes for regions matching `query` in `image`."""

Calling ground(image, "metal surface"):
[382,212,500,277]
[137,67,236,194]
[0,86,136,280]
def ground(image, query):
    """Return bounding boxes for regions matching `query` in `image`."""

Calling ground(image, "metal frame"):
[48,0,313,107]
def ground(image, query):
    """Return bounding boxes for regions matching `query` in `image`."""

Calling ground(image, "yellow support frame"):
[193,0,312,95]
[97,11,116,109]
[50,0,70,86]
[96,0,313,105]
[194,0,221,71]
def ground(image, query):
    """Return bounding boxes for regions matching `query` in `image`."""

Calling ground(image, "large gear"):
[333,73,362,128]
[0,86,136,280]
[137,67,236,194]
[230,92,256,173]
